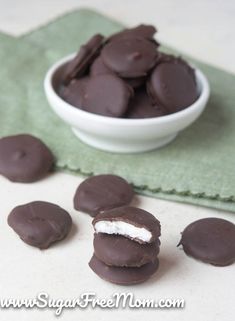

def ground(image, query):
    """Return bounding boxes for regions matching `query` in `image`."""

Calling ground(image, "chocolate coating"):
[178,218,235,266]
[8,201,72,249]
[93,206,161,244]
[109,24,157,42]
[90,57,145,89]
[101,37,158,77]
[58,27,197,119]
[60,77,89,108]
[126,87,168,118]
[94,233,159,267]
[79,74,133,117]
[63,34,104,85]
[148,56,198,113]
[89,254,159,285]
[73,174,134,217]
[90,56,113,76]
[0,134,54,183]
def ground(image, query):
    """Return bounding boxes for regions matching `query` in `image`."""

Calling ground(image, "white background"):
[0,1,235,321]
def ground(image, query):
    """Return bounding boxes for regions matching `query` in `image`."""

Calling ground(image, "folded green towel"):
[1,9,235,213]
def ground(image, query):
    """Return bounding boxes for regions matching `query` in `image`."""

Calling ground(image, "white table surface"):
[0,1,235,321]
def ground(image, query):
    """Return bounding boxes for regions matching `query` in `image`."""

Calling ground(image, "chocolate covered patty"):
[178,218,235,266]
[90,56,113,76]
[60,77,89,108]
[93,206,161,244]
[148,56,198,112]
[8,201,72,249]
[73,174,134,217]
[79,74,133,117]
[93,233,160,267]
[108,24,157,42]
[89,254,159,285]
[59,25,198,119]
[0,134,54,183]
[90,56,146,89]
[101,37,158,78]
[63,34,104,85]
[90,204,161,284]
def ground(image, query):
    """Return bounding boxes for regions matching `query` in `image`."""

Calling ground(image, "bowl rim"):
[44,53,210,127]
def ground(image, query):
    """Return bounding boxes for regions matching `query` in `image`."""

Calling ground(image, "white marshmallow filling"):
[94,220,152,242]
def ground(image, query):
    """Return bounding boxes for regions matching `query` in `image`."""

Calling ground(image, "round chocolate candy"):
[8,201,72,249]
[90,57,145,89]
[93,233,159,267]
[93,206,161,244]
[89,254,159,285]
[89,56,113,76]
[108,24,157,42]
[0,134,54,183]
[80,74,133,117]
[60,77,89,108]
[178,217,235,266]
[73,174,134,217]
[101,37,158,78]
[63,34,104,85]
[148,56,198,113]
[126,87,167,118]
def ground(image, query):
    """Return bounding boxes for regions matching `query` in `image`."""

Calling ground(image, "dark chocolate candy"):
[93,206,161,244]
[126,87,168,118]
[60,77,89,108]
[101,37,158,78]
[59,28,197,119]
[148,55,198,113]
[8,201,72,249]
[73,174,134,217]
[178,218,235,266]
[89,254,159,285]
[0,134,54,183]
[108,24,157,42]
[93,233,159,267]
[90,57,145,89]
[63,34,104,85]
[79,74,133,117]
[90,56,113,76]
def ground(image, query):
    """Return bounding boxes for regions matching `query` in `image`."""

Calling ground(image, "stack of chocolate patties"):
[89,206,161,285]
[59,24,198,118]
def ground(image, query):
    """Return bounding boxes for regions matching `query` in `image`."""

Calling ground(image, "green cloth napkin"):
[1,9,235,213]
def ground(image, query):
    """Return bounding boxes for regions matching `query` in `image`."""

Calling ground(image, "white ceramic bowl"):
[44,53,210,153]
